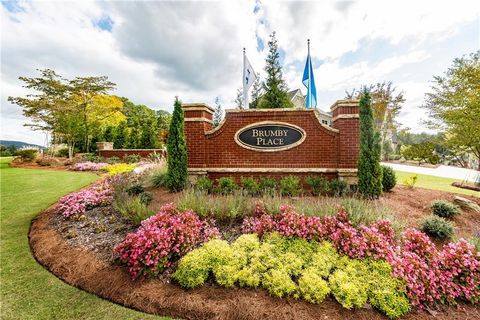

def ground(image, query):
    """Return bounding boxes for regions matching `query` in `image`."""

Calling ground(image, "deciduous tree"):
[422,51,480,170]
[346,81,404,142]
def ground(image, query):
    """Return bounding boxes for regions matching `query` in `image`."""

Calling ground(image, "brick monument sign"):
[183,100,360,184]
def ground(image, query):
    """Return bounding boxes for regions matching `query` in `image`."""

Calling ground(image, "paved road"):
[382,162,480,183]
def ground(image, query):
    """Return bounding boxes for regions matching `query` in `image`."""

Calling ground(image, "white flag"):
[243,53,257,108]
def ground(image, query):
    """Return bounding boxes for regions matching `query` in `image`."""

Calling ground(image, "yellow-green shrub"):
[174,249,210,288]
[174,234,411,318]
[297,268,330,303]
[365,260,410,319]
[262,269,297,298]
[103,163,136,175]
[309,241,339,278]
[329,268,369,309]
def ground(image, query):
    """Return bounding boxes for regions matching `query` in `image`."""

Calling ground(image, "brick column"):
[182,103,214,171]
[331,100,360,184]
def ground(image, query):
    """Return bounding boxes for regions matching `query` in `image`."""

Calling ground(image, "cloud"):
[1,0,478,145]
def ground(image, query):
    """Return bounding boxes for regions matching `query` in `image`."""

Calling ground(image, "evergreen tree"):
[358,89,383,199]
[166,97,188,192]
[249,73,262,108]
[213,97,223,127]
[258,32,293,109]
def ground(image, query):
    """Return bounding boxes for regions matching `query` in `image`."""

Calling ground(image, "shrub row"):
[193,175,349,197]
[82,153,141,164]
[114,203,219,279]
[174,234,410,319]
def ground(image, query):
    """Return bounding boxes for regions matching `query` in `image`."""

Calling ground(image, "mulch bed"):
[380,186,480,239]
[29,199,480,319]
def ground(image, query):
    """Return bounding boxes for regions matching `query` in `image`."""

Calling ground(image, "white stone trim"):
[330,99,359,112]
[188,167,357,173]
[332,114,359,122]
[185,117,213,124]
[182,103,214,114]
[312,110,339,133]
[234,121,307,152]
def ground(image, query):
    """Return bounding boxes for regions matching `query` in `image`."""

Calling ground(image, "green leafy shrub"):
[82,153,103,163]
[431,200,460,218]
[125,183,144,196]
[216,177,237,194]
[123,154,141,164]
[194,176,213,193]
[329,179,348,197]
[381,166,397,192]
[149,167,168,188]
[279,176,301,196]
[113,194,154,226]
[305,176,329,196]
[259,177,277,195]
[241,177,260,196]
[297,268,330,303]
[16,149,38,161]
[55,147,69,158]
[402,175,417,189]
[421,216,454,239]
[107,156,120,164]
[139,192,153,205]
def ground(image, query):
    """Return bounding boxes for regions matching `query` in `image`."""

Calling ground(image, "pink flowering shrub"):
[114,203,219,279]
[242,207,480,307]
[56,179,113,218]
[71,161,108,171]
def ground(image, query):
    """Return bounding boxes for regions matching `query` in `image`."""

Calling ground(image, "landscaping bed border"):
[29,205,480,320]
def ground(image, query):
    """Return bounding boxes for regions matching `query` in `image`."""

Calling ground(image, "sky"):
[1,0,479,146]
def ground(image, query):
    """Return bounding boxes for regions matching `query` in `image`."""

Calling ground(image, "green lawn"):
[395,170,480,197]
[0,158,163,319]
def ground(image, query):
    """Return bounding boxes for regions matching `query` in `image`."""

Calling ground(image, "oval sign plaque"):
[235,121,306,152]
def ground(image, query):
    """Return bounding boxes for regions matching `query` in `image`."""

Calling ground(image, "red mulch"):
[380,186,480,239]
[29,202,480,320]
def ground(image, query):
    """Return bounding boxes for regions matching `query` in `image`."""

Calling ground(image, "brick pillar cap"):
[182,103,214,114]
[330,99,359,112]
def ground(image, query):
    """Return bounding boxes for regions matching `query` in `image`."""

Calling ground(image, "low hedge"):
[192,175,350,197]
[174,234,410,319]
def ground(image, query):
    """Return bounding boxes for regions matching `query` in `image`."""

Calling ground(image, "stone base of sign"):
[183,101,360,184]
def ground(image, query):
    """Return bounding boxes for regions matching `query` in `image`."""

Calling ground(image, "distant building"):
[287,89,332,126]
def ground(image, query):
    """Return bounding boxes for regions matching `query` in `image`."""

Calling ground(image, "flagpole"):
[307,39,311,108]
[243,48,248,109]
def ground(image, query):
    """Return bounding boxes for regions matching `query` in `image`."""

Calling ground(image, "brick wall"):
[183,101,360,183]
